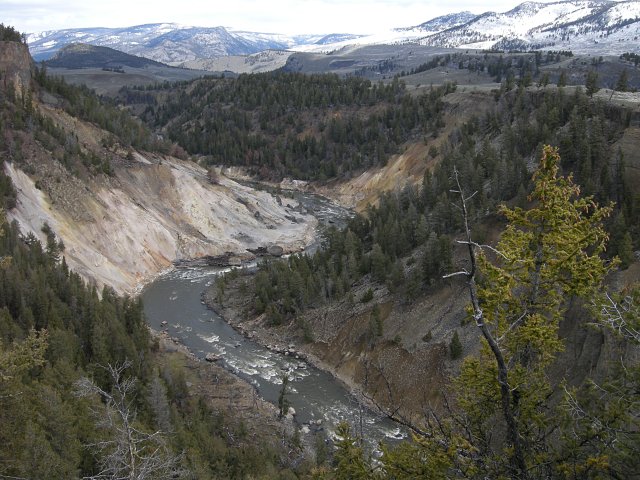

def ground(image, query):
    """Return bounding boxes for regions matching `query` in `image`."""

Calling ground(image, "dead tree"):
[74,361,185,480]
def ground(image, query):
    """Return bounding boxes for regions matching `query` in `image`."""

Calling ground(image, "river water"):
[141,191,406,444]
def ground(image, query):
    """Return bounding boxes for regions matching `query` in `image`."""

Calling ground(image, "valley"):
[1,5,640,476]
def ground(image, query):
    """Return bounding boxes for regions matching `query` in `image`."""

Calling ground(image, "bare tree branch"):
[442,270,470,279]
[74,361,186,480]
[593,292,640,343]
[446,165,528,479]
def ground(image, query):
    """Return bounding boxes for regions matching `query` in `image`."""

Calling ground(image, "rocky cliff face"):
[0,41,32,96]
[7,154,317,294]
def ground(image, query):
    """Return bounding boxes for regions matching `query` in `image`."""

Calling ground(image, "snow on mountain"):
[418,0,640,53]
[26,1,640,64]
[27,23,293,63]
[313,34,365,45]
[397,12,477,34]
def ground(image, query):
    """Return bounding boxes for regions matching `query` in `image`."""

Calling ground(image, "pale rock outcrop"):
[6,156,317,294]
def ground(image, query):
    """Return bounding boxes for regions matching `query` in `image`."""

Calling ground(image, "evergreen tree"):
[332,423,373,480]
[558,70,568,87]
[450,147,614,478]
[585,70,599,97]
[615,69,629,92]
[278,373,290,419]
[449,330,462,359]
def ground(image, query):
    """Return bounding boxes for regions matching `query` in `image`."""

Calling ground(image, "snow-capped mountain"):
[27,23,300,63]
[397,12,478,34]
[27,0,640,64]
[418,0,640,53]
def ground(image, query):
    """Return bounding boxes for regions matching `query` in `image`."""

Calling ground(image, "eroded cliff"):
[7,152,316,294]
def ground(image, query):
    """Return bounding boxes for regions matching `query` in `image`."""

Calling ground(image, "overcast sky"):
[4,0,573,35]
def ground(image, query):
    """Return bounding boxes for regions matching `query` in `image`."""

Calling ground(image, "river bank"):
[149,329,321,466]
[142,265,406,449]
[201,256,458,429]
[201,270,396,425]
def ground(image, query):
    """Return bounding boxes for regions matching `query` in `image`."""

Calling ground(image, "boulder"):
[205,353,220,362]
[205,252,242,267]
[267,244,284,256]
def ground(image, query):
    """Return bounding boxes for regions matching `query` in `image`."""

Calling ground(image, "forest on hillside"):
[221,86,638,329]
[119,73,455,180]
[315,147,640,479]
[213,82,640,478]
[0,63,179,178]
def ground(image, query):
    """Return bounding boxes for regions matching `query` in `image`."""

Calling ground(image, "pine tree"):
[449,145,614,478]
[585,70,599,97]
[558,70,567,87]
[277,373,290,419]
[615,69,629,92]
[333,423,373,480]
[449,330,462,359]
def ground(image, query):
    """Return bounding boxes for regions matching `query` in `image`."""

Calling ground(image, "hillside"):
[206,81,640,477]
[179,49,293,74]
[418,0,640,53]
[117,72,456,181]
[45,42,169,69]
[1,42,316,295]
[0,37,317,479]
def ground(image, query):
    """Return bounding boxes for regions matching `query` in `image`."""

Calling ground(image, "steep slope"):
[316,89,495,211]
[7,153,316,295]
[395,11,478,34]
[0,40,32,95]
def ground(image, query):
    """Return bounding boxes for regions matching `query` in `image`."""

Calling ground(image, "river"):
[141,191,406,445]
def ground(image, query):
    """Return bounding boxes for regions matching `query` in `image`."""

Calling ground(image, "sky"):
[3,0,552,35]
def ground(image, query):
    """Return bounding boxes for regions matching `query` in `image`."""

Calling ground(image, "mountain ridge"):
[416,0,640,51]
[26,1,640,66]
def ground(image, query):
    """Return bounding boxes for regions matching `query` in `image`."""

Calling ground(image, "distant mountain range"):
[27,24,325,63]
[27,0,640,65]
